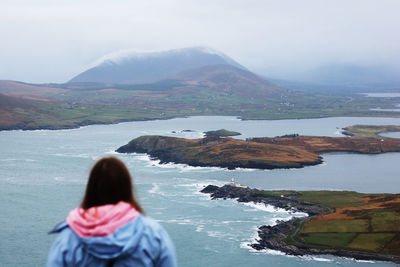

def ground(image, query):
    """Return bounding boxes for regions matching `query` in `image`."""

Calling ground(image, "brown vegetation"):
[250,135,400,154]
[0,80,65,96]
[117,134,400,169]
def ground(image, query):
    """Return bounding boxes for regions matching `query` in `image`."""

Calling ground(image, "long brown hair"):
[81,157,144,214]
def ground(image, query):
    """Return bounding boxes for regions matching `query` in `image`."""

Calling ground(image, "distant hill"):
[0,80,65,96]
[170,64,281,97]
[0,65,281,99]
[0,94,36,129]
[0,93,35,109]
[69,47,246,84]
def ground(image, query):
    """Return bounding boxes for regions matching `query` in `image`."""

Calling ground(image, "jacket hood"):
[65,201,142,259]
[66,201,139,237]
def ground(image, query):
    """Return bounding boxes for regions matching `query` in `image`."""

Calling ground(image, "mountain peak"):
[69,47,245,84]
[98,46,229,64]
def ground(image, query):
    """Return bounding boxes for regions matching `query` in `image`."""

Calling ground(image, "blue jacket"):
[47,215,177,266]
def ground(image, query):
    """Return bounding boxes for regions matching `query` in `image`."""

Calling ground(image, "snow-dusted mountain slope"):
[69,47,246,84]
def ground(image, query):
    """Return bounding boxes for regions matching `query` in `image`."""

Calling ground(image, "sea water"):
[1,116,400,266]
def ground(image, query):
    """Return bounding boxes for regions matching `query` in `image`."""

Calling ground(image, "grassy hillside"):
[342,125,400,138]
[0,70,399,130]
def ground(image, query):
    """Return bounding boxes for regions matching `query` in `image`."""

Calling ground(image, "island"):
[201,184,400,264]
[204,129,241,137]
[342,125,400,138]
[116,126,400,170]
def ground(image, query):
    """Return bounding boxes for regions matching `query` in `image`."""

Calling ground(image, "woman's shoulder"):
[140,215,166,231]
[122,214,171,242]
[135,215,177,266]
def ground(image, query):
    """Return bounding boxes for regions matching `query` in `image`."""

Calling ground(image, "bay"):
[1,116,399,266]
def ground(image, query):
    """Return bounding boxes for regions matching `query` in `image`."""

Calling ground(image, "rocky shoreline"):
[201,184,400,264]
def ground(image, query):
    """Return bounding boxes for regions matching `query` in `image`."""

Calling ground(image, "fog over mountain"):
[1,0,399,83]
[280,63,400,87]
[69,47,245,84]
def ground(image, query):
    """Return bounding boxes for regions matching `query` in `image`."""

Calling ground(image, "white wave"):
[52,153,68,157]
[206,231,226,238]
[148,183,160,194]
[174,183,199,188]
[354,259,375,263]
[300,255,333,262]
[235,168,257,172]
[52,153,93,159]
[175,180,226,192]
[30,129,51,133]
[135,154,153,162]
[147,183,178,197]
[177,165,222,172]
[262,248,289,256]
[53,177,86,184]
[241,202,292,213]
[195,225,204,232]
[105,150,118,155]
[158,219,193,225]
[240,242,291,256]
[130,152,227,171]
[154,162,177,169]
[134,154,165,168]
[138,155,226,172]
[221,220,255,224]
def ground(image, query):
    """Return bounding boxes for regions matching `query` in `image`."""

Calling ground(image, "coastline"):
[0,115,189,132]
[200,184,400,264]
[2,113,400,132]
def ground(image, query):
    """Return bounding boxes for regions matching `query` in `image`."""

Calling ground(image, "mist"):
[0,0,399,83]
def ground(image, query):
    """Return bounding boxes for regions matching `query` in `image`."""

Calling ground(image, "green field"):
[298,233,357,248]
[258,190,400,256]
[301,219,369,233]
[287,191,400,255]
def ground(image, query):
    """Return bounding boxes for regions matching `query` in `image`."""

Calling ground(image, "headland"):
[116,126,400,170]
[201,184,400,264]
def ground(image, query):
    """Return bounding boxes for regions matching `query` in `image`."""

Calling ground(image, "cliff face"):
[117,135,192,154]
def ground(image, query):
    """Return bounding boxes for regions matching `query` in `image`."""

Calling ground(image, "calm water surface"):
[1,116,400,266]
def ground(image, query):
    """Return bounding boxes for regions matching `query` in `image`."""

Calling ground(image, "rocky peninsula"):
[201,184,400,264]
[116,130,400,170]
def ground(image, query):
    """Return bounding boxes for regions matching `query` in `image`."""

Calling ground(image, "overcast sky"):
[1,0,399,83]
